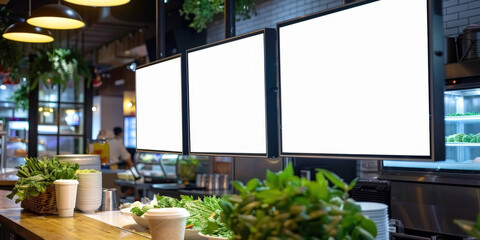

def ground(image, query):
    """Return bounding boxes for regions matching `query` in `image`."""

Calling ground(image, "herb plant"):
[7,157,79,203]
[220,163,377,240]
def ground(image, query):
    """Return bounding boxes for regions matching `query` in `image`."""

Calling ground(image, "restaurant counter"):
[0,190,151,240]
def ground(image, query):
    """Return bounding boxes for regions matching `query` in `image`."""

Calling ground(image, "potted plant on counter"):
[220,164,377,240]
[7,157,79,214]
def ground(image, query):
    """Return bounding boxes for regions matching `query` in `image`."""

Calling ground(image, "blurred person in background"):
[109,127,133,169]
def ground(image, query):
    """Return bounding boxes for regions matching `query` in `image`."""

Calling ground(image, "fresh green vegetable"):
[463,135,473,143]
[454,213,480,238]
[129,194,233,238]
[7,157,79,203]
[220,163,376,240]
[448,112,480,116]
[446,136,455,142]
[131,205,155,216]
[455,133,466,142]
[180,195,233,238]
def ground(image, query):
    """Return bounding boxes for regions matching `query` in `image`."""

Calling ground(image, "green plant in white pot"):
[220,164,377,240]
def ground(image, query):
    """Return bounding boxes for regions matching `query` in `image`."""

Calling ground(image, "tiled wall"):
[206,0,343,43]
[206,0,480,43]
[443,0,480,36]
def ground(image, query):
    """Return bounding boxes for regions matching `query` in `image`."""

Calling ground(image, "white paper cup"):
[54,180,79,217]
[144,208,190,240]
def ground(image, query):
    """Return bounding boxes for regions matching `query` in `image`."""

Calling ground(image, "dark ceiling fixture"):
[27,1,85,30]
[2,0,54,43]
[2,21,54,43]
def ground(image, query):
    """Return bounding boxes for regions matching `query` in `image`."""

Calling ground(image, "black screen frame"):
[135,53,188,155]
[276,0,445,161]
[185,28,279,158]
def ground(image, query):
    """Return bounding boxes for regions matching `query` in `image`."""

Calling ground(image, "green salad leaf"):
[130,194,233,238]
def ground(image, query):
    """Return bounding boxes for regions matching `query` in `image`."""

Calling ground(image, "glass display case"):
[134,153,179,183]
[382,88,480,174]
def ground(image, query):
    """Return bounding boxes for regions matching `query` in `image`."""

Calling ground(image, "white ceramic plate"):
[198,232,228,240]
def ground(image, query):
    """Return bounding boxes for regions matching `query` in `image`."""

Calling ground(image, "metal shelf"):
[446,142,480,147]
[445,115,480,123]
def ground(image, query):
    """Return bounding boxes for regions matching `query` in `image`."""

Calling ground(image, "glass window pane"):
[0,108,13,118]
[0,84,22,101]
[60,104,84,135]
[59,136,84,155]
[14,108,28,118]
[38,103,58,133]
[38,81,59,102]
[5,136,27,169]
[38,135,57,158]
[61,79,84,103]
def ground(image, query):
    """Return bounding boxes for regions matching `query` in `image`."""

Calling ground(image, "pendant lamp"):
[2,0,54,43]
[27,1,85,30]
[64,0,130,7]
[2,21,54,43]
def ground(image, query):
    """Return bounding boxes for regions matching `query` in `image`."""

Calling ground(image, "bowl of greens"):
[128,195,232,239]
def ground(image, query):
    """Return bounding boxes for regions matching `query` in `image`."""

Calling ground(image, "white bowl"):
[198,232,228,240]
[120,208,149,228]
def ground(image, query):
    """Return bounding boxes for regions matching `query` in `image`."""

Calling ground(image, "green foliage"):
[8,48,91,110]
[129,194,233,238]
[220,163,376,240]
[454,213,480,238]
[9,84,29,110]
[180,0,257,32]
[7,157,79,203]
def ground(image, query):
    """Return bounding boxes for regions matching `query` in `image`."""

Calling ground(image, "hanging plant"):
[9,48,91,110]
[180,0,257,33]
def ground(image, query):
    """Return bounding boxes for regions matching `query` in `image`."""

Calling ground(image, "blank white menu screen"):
[188,34,267,154]
[136,57,183,152]
[279,0,430,156]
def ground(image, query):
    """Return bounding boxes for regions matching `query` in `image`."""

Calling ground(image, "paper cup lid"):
[145,208,190,218]
[54,179,79,185]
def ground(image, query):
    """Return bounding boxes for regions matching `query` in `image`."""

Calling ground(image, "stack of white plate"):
[76,172,102,213]
[358,202,389,240]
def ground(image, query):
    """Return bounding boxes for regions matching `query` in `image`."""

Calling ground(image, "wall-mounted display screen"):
[187,30,277,156]
[278,0,444,160]
[135,55,183,153]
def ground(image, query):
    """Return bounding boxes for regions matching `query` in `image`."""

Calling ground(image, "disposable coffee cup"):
[54,179,79,217]
[144,208,190,240]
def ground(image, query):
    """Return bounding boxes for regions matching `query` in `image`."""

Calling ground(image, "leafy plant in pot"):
[7,157,79,214]
[220,164,377,240]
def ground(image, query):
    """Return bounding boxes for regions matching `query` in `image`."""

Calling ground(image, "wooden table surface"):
[0,171,18,186]
[0,190,150,240]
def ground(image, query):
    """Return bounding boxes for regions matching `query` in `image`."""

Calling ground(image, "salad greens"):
[7,157,79,203]
[220,163,377,240]
[130,194,233,238]
[446,133,480,143]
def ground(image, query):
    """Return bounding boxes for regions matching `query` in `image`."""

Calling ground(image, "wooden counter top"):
[0,171,18,186]
[0,190,149,240]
